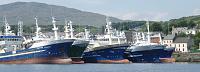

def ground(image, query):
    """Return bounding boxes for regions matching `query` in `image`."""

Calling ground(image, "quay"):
[173,52,200,62]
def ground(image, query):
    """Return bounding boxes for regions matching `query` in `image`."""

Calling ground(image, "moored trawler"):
[83,43,129,63]
[83,17,130,63]
[0,37,74,64]
[0,17,75,64]
[63,20,89,64]
[124,21,175,63]
[124,44,175,63]
[69,40,89,64]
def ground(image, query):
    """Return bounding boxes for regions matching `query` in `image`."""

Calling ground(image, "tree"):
[193,32,200,49]
[150,22,162,32]
[177,32,187,37]
[187,20,196,28]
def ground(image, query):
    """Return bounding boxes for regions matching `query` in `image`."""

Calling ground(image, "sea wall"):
[173,53,200,62]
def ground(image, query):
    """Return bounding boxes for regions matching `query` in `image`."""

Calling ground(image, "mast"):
[52,17,58,40]
[17,20,23,36]
[142,32,145,40]
[135,32,139,43]
[159,33,162,44]
[146,20,151,43]
[4,16,11,36]
[68,21,74,38]
[116,30,121,44]
[64,19,70,39]
[34,17,40,38]
[106,17,112,45]
[84,27,90,40]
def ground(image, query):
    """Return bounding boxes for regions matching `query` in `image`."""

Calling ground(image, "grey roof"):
[163,35,175,40]
[173,27,188,30]
[173,37,189,43]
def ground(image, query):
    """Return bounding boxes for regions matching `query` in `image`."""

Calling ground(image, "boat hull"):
[0,57,72,64]
[83,44,130,63]
[68,40,89,64]
[0,39,74,64]
[125,47,174,63]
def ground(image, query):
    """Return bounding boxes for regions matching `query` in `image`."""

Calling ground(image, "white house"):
[172,27,197,35]
[163,35,193,52]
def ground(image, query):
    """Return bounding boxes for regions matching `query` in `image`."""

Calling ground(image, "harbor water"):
[0,63,199,72]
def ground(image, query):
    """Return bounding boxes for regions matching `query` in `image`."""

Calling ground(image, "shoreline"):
[173,52,200,62]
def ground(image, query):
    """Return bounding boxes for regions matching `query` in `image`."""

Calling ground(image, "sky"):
[0,0,200,21]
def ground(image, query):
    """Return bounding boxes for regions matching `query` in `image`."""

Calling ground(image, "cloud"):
[149,12,169,21]
[118,12,139,20]
[192,8,200,15]
[104,11,169,21]
[67,0,110,5]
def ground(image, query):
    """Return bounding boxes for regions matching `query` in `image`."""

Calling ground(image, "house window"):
[183,44,184,47]
[179,44,180,47]
[183,48,184,51]
[179,48,180,51]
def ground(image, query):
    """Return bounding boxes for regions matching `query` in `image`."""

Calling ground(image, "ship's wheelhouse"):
[0,36,24,53]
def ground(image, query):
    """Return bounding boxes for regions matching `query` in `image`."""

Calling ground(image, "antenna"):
[68,20,74,38]
[106,16,112,45]
[146,20,150,43]
[64,18,70,39]
[4,16,11,36]
[52,17,58,40]
[84,26,90,40]
[17,20,23,36]
[34,16,40,38]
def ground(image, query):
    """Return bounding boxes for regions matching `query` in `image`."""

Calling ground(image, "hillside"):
[112,15,200,34]
[170,15,200,24]
[0,2,122,27]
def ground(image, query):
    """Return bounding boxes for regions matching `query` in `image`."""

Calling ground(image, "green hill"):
[0,2,122,27]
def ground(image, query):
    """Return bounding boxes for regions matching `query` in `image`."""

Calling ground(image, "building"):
[173,37,193,52]
[163,35,175,47]
[124,31,163,44]
[172,27,197,35]
[163,35,193,52]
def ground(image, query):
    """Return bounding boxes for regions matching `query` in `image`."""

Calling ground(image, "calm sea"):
[0,63,199,72]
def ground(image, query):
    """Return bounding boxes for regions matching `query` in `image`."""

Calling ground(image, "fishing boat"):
[83,17,130,63]
[124,21,175,63]
[64,20,89,64]
[0,17,74,64]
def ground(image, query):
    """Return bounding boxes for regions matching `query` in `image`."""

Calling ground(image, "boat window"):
[17,39,19,41]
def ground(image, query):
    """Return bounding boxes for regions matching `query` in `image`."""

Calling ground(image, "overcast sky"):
[1,0,200,21]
